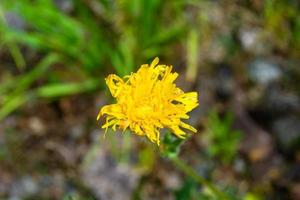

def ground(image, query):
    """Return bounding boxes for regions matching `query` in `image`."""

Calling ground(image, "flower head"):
[97,57,199,145]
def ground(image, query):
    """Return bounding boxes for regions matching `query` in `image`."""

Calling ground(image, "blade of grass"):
[0,53,60,96]
[170,156,230,200]
[3,0,84,59]
[0,3,25,70]
[13,53,60,94]
[0,79,102,120]
[186,29,199,82]
[0,93,31,120]
[35,79,101,98]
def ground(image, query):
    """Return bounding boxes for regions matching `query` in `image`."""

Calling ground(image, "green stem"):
[170,156,229,200]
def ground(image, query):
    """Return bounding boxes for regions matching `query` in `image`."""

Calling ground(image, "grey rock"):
[239,28,269,54]
[263,87,300,114]
[54,0,74,13]
[81,142,140,200]
[28,117,46,135]
[4,12,25,31]
[9,176,38,199]
[215,65,234,101]
[272,116,300,152]
[70,124,84,139]
[233,158,246,174]
[6,174,65,199]
[239,28,259,50]
[248,59,282,85]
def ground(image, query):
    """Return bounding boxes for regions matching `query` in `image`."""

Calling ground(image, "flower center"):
[133,105,153,120]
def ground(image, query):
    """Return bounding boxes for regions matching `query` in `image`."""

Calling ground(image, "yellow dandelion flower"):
[97,57,199,145]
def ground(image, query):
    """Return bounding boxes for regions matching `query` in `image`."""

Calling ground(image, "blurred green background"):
[1,0,300,199]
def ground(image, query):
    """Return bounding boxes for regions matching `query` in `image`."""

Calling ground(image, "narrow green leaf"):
[36,79,101,98]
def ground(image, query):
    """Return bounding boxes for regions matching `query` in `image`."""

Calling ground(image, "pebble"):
[248,59,282,85]
[53,0,74,13]
[9,176,38,200]
[28,117,45,135]
[272,116,300,152]
[81,144,140,200]
[4,12,25,31]
[239,27,268,54]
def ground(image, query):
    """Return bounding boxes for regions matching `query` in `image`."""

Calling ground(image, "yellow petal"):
[150,57,159,68]
[180,121,197,133]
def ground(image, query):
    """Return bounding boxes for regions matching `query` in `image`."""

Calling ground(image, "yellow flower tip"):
[150,57,159,68]
[96,111,101,121]
[97,57,199,145]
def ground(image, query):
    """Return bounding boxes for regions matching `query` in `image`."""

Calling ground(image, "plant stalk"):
[170,156,229,200]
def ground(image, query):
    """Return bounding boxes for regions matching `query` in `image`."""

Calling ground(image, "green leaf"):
[36,79,101,98]
[0,94,31,120]
[160,131,184,158]
[175,179,198,200]
[205,110,242,165]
